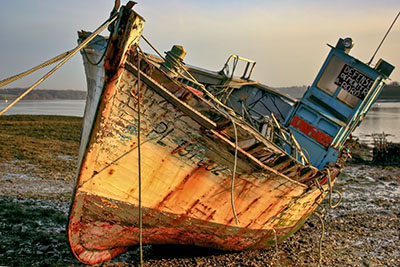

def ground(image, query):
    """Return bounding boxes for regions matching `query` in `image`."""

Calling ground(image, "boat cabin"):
[188,37,394,169]
[285,38,394,168]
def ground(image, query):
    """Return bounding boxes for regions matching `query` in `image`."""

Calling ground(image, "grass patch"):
[0,115,82,181]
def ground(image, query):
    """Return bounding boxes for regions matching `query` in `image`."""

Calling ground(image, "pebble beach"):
[0,115,399,266]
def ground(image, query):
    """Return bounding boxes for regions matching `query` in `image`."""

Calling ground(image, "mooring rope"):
[0,12,119,116]
[311,168,343,266]
[326,169,342,209]
[231,117,240,225]
[141,35,166,61]
[272,228,280,266]
[140,35,237,117]
[313,207,325,267]
[82,40,109,66]
[136,50,144,267]
[224,110,240,225]
[138,37,242,224]
[0,50,73,88]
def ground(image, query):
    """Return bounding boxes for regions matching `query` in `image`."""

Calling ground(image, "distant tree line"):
[1,82,398,101]
[279,82,400,101]
[378,83,400,101]
[0,88,86,100]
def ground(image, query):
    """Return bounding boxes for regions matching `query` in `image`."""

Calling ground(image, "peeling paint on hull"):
[68,6,342,265]
[69,191,318,264]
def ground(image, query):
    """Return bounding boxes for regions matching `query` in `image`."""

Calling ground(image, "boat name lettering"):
[334,64,374,100]
[120,120,227,175]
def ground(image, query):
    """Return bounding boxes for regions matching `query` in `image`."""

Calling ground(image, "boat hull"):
[68,7,339,265]
[68,52,334,264]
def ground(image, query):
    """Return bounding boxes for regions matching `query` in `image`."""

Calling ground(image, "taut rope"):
[0,50,73,88]
[137,49,144,267]
[0,12,119,116]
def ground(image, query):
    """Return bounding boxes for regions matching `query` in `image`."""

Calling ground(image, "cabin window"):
[335,64,374,108]
[316,56,344,96]
[316,55,375,108]
[336,90,360,108]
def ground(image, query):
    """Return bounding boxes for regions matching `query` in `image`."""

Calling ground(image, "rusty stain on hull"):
[67,4,348,265]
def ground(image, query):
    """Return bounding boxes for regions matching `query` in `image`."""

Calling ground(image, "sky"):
[0,0,399,91]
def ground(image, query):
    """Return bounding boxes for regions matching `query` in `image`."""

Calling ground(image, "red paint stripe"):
[290,116,332,147]
[186,85,204,97]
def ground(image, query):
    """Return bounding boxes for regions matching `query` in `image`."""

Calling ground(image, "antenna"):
[367,11,400,66]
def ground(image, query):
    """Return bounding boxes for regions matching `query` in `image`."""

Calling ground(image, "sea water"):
[353,101,400,143]
[0,99,85,117]
[1,99,399,143]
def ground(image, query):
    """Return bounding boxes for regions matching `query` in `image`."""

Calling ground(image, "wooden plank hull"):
[68,6,339,265]
[69,190,317,263]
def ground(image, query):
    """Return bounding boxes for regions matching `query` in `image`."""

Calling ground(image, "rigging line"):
[312,169,341,266]
[139,37,248,224]
[141,35,166,61]
[82,39,110,66]
[368,11,400,66]
[218,108,240,225]
[301,147,311,165]
[291,133,309,165]
[80,33,113,66]
[0,49,73,88]
[269,95,284,119]
[326,169,342,209]
[0,12,119,116]
[240,101,257,129]
[271,113,288,142]
[222,87,235,104]
[141,34,237,115]
[77,136,157,190]
[259,97,274,115]
[313,208,325,267]
[138,36,241,231]
[137,49,144,267]
[247,95,263,109]
[272,228,280,267]
[230,113,240,225]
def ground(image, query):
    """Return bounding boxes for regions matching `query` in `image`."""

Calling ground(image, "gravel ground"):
[0,116,399,266]
[0,163,398,267]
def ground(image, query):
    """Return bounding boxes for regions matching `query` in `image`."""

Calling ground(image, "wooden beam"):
[125,61,216,130]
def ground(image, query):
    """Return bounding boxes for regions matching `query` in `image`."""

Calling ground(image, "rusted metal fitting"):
[161,45,187,76]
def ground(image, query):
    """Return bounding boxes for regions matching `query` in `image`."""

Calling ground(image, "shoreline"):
[0,115,399,266]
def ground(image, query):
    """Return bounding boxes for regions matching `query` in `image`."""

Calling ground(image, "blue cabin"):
[186,37,394,170]
[284,38,394,169]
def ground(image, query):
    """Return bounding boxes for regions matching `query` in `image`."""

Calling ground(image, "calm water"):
[0,100,85,117]
[353,102,400,143]
[1,100,399,143]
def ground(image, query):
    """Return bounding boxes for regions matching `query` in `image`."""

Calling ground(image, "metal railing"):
[220,55,256,80]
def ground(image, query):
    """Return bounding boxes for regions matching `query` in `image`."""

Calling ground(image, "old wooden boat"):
[68,2,394,264]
